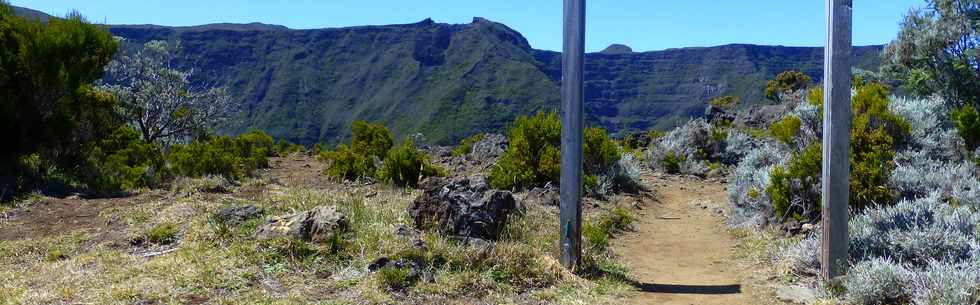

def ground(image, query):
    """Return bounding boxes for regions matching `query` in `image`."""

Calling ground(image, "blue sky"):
[13,0,925,52]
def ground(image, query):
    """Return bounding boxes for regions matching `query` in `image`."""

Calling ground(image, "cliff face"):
[13,4,880,145]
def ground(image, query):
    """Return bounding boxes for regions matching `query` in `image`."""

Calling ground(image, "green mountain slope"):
[11,7,878,145]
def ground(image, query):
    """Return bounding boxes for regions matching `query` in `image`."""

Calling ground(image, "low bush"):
[377,142,443,187]
[584,207,635,252]
[321,121,393,180]
[647,119,736,176]
[709,95,740,109]
[321,144,374,180]
[167,130,274,179]
[584,127,621,174]
[953,104,980,151]
[274,139,305,157]
[452,134,484,157]
[86,126,166,192]
[143,222,178,245]
[780,195,980,304]
[843,257,913,304]
[351,120,394,159]
[489,112,625,191]
[489,112,561,190]
[849,83,910,208]
[767,143,822,222]
[764,70,812,102]
[769,116,801,146]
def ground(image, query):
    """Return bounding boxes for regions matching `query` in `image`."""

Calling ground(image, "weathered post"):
[560,0,585,270]
[821,0,852,280]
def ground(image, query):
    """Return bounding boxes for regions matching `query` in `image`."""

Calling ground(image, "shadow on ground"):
[634,283,742,295]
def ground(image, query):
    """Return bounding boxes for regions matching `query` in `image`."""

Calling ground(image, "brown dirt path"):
[613,172,771,305]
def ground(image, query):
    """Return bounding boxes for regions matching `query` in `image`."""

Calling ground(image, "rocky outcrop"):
[705,104,735,124]
[734,104,788,128]
[469,133,507,162]
[255,206,348,242]
[409,176,518,240]
[524,184,559,207]
[216,205,262,226]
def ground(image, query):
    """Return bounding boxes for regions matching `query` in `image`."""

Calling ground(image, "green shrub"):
[953,105,980,151]
[489,113,622,190]
[87,126,165,192]
[646,130,666,141]
[351,120,393,159]
[661,152,684,174]
[583,207,635,252]
[770,116,802,146]
[767,83,911,221]
[274,139,305,157]
[709,95,740,108]
[764,70,812,102]
[584,127,621,173]
[321,121,393,180]
[849,83,909,208]
[167,130,274,179]
[582,223,610,251]
[144,222,178,244]
[452,134,484,157]
[768,144,822,221]
[489,112,561,190]
[319,144,372,180]
[376,266,416,291]
[377,142,443,187]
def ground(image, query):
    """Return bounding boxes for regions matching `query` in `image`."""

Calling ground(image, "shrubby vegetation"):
[764,70,811,102]
[452,133,484,157]
[321,120,442,187]
[377,142,443,187]
[167,130,275,179]
[487,112,639,197]
[85,126,166,192]
[780,195,980,304]
[741,56,980,302]
[645,119,739,176]
[0,3,120,199]
[731,81,913,225]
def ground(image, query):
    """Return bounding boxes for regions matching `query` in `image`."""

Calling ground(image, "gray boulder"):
[525,185,559,207]
[734,104,788,128]
[469,133,507,162]
[255,206,348,242]
[409,176,517,240]
[216,205,263,226]
[704,104,735,124]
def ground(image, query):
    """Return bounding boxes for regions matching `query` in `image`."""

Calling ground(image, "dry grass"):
[0,172,634,304]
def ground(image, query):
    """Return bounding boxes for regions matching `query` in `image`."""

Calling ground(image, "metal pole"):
[560,0,585,270]
[821,0,852,280]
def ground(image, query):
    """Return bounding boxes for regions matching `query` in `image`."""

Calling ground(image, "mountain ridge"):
[13,5,885,145]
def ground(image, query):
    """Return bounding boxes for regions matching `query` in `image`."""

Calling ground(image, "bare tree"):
[102,40,236,145]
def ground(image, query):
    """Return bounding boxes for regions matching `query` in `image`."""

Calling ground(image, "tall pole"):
[821,0,852,280]
[560,0,585,270]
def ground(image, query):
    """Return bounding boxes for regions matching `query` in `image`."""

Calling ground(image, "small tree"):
[882,0,980,105]
[102,40,235,145]
[764,71,812,102]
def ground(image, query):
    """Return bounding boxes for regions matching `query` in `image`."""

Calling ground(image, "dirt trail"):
[614,173,768,305]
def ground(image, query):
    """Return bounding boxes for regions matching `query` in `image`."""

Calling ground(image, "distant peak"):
[600,44,633,55]
[471,17,491,24]
[418,18,435,25]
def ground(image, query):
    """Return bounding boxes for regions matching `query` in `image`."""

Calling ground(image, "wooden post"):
[821,0,852,280]
[560,0,585,270]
